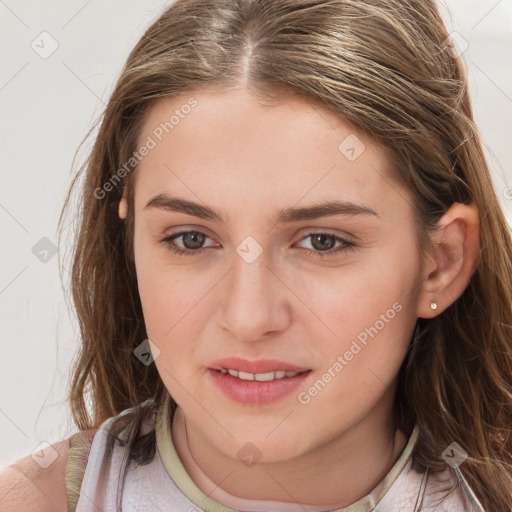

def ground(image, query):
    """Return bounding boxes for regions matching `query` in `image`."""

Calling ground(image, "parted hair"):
[59,0,512,509]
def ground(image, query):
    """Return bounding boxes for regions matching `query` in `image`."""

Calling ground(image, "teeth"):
[254,372,275,382]
[219,368,301,381]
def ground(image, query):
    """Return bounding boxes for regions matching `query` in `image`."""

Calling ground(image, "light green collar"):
[155,392,419,511]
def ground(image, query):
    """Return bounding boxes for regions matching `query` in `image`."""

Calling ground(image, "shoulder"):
[0,430,97,512]
[0,402,156,512]
[0,437,71,512]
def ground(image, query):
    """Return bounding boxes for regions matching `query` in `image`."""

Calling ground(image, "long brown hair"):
[59,0,512,509]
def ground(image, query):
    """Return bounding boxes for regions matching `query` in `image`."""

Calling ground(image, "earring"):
[430,302,438,311]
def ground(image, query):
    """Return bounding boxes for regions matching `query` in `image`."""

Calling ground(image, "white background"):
[1,0,511,467]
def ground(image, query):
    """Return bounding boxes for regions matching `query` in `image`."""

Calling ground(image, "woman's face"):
[130,87,425,463]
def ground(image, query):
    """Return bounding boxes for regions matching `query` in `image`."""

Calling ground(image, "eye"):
[295,232,357,259]
[159,230,357,259]
[159,230,217,256]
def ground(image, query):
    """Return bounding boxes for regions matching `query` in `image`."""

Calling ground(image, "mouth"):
[209,356,311,375]
[208,358,312,405]
[213,368,309,381]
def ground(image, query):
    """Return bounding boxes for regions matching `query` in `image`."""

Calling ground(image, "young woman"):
[1,0,511,510]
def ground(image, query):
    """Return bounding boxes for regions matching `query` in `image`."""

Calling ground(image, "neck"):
[172,391,408,508]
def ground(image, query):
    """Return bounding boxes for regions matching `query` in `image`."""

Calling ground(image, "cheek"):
[133,235,217,351]
[299,246,420,383]
[135,265,204,397]
[133,231,175,339]
[306,245,420,331]
[136,267,194,341]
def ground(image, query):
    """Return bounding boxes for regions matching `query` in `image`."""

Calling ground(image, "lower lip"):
[208,369,311,405]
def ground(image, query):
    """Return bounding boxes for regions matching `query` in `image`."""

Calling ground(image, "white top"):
[74,395,485,511]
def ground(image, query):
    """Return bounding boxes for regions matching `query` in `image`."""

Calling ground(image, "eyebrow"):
[144,194,379,225]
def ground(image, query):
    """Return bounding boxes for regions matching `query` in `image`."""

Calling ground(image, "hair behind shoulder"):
[59,0,512,509]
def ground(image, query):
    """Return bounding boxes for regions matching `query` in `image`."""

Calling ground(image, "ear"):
[118,187,128,219]
[416,202,480,319]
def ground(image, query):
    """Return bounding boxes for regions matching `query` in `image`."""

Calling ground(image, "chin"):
[222,432,309,465]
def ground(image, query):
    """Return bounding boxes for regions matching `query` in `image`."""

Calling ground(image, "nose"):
[218,251,291,343]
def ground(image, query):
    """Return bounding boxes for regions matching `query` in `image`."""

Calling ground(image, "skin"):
[0,438,70,512]
[119,86,479,507]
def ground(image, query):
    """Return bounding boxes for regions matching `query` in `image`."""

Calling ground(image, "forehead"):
[133,88,410,221]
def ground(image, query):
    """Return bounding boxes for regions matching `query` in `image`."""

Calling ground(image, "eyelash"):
[159,230,358,259]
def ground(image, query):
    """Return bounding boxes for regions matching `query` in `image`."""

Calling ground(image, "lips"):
[208,357,312,405]
[209,357,310,374]
[218,368,303,381]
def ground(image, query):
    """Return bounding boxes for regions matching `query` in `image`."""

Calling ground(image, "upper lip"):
[209,357,311,374]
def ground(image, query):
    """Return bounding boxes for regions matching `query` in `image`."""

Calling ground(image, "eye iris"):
[311,234,336,251]
[183,232,205,249]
